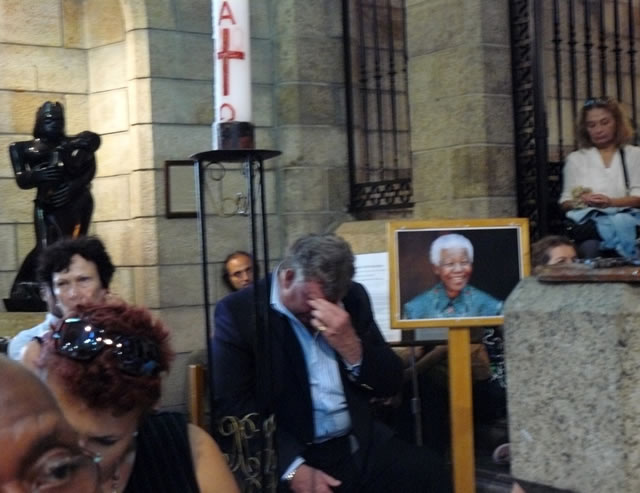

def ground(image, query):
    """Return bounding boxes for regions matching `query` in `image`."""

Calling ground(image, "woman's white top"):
[559,145,640,203]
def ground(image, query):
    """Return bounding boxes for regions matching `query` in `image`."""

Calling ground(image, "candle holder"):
[215,122,255,150]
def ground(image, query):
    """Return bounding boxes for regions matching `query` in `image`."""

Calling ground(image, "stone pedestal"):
[504,277,640,492]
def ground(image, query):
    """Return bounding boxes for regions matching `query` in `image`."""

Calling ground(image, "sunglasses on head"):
[53,317,160,377]
[583,97,612,108]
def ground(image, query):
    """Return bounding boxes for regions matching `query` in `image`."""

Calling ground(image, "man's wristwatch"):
[284,465,299,483]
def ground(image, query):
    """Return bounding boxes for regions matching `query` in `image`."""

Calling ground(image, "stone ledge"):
[0,312,46,338]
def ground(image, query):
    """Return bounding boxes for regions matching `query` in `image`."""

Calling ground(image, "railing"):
[510,0,640,239]
[342,0,413,212]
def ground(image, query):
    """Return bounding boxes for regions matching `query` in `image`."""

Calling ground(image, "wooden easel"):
[448,326,476,493]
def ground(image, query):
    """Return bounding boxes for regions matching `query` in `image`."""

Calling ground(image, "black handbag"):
[564,147,629,243]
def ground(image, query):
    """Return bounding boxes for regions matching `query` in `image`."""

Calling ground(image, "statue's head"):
[33,101,65,139]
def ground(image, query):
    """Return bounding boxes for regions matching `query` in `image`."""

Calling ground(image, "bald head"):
[0,356,59,422]
[0,356,88,489]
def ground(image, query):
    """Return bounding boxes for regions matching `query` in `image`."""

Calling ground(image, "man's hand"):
[309,298,362,365]
[288,464,341,493]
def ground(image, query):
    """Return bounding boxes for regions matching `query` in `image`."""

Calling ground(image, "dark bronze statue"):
[4,101,101,311]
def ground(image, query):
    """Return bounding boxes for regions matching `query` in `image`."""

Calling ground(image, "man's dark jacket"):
[211,277,404,476]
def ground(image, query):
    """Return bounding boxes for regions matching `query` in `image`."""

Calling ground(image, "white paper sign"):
[353,252,400,342]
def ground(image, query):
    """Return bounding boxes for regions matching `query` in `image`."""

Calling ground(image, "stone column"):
[405,0,517,219]
[505,277,640,492]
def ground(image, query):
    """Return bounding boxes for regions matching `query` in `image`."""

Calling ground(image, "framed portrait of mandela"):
[388,218,530,329]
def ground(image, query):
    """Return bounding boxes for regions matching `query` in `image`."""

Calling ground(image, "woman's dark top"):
[124,412,200,493]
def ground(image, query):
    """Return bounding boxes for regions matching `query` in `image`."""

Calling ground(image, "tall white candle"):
[213,0,251,123]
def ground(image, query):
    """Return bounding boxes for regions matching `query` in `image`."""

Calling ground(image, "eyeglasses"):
[21,448,101,493]
[583,97,612,108]
[53,317,160,377]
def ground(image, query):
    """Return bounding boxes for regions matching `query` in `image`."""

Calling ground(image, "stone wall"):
[405,0,517,219]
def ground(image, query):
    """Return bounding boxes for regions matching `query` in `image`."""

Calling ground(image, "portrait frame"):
[388,218,530,329]
[164,160,197,219]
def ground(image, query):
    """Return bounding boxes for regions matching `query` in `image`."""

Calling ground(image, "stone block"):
[282,213,339,246]
[130,169,161,218]
[278,126,347,167]
[62,0,87,48]
[0,92,61,134]
[125,29,150,80]
[95,132,133,177]
[277,84,338,125]
[274,0,341,39]
[129,124,154,169]
[132,266,160,307]
[159,265,205,307]
[110,266,135,304]
[250,0,271,39]
[175,0,211,34]
[152,124,211,164]
[413,196,517,219]
[406,0,465,58]
[282,167,327,212]
[145,0,177,30]
[254,126,277,151]
[148,30,212,81]
[253,84,273,127]
[327,168,349,212]
[16,224,36,266]
[63,94,90,134]
[89,42,127,93]
[150,79,213,125]
[0,1,62,46]
[413,145,516,202]
[0,273,13,312]
[335,220,389,254]
[88,88,129,134]
[252,38,273,85]
[84,0,125,48]
[93,175,131,221]
[155,218,200,265]
[505,279,640,492]
[480,0,511,45]
[160,306,207,354]
[93,217,158,266]
[0,178,32,223]
[127,78,152,125]
[0,224,17,271]
[276,37,344,84]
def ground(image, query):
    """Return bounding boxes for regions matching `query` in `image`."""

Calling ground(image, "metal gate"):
[510,0,639,239]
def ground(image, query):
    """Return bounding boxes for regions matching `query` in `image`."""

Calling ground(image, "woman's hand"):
[583,193,612,208]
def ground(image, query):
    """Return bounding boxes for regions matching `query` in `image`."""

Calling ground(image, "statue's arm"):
[9,142,62,189]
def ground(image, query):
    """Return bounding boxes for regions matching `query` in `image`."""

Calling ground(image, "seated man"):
[0,355,100,492]
[222,250,254,291]
[212,233,451,493]
[8,235,114,360]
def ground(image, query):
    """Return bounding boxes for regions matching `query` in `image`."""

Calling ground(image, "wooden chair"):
[188,364,206,428]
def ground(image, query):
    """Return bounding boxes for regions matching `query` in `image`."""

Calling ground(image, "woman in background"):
[35,301,239,493]
[560,97,640,258]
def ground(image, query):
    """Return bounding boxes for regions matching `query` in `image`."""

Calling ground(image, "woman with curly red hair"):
[34,301,239,493]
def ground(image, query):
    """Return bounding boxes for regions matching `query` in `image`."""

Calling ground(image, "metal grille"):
[342,0,413,212]
[510,0,640,239]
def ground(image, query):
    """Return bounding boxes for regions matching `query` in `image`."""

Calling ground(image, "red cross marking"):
[217,28,244,96]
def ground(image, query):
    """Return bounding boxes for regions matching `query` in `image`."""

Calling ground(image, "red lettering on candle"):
[218,1,236,24]
[220,103,236,121]
[217,28,245,96]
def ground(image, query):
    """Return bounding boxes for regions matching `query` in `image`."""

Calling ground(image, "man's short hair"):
[37,236,115,291]
[430,234,474,266]
[222,250,253,291]
[280,233,355,301]
[531,235,575,268]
